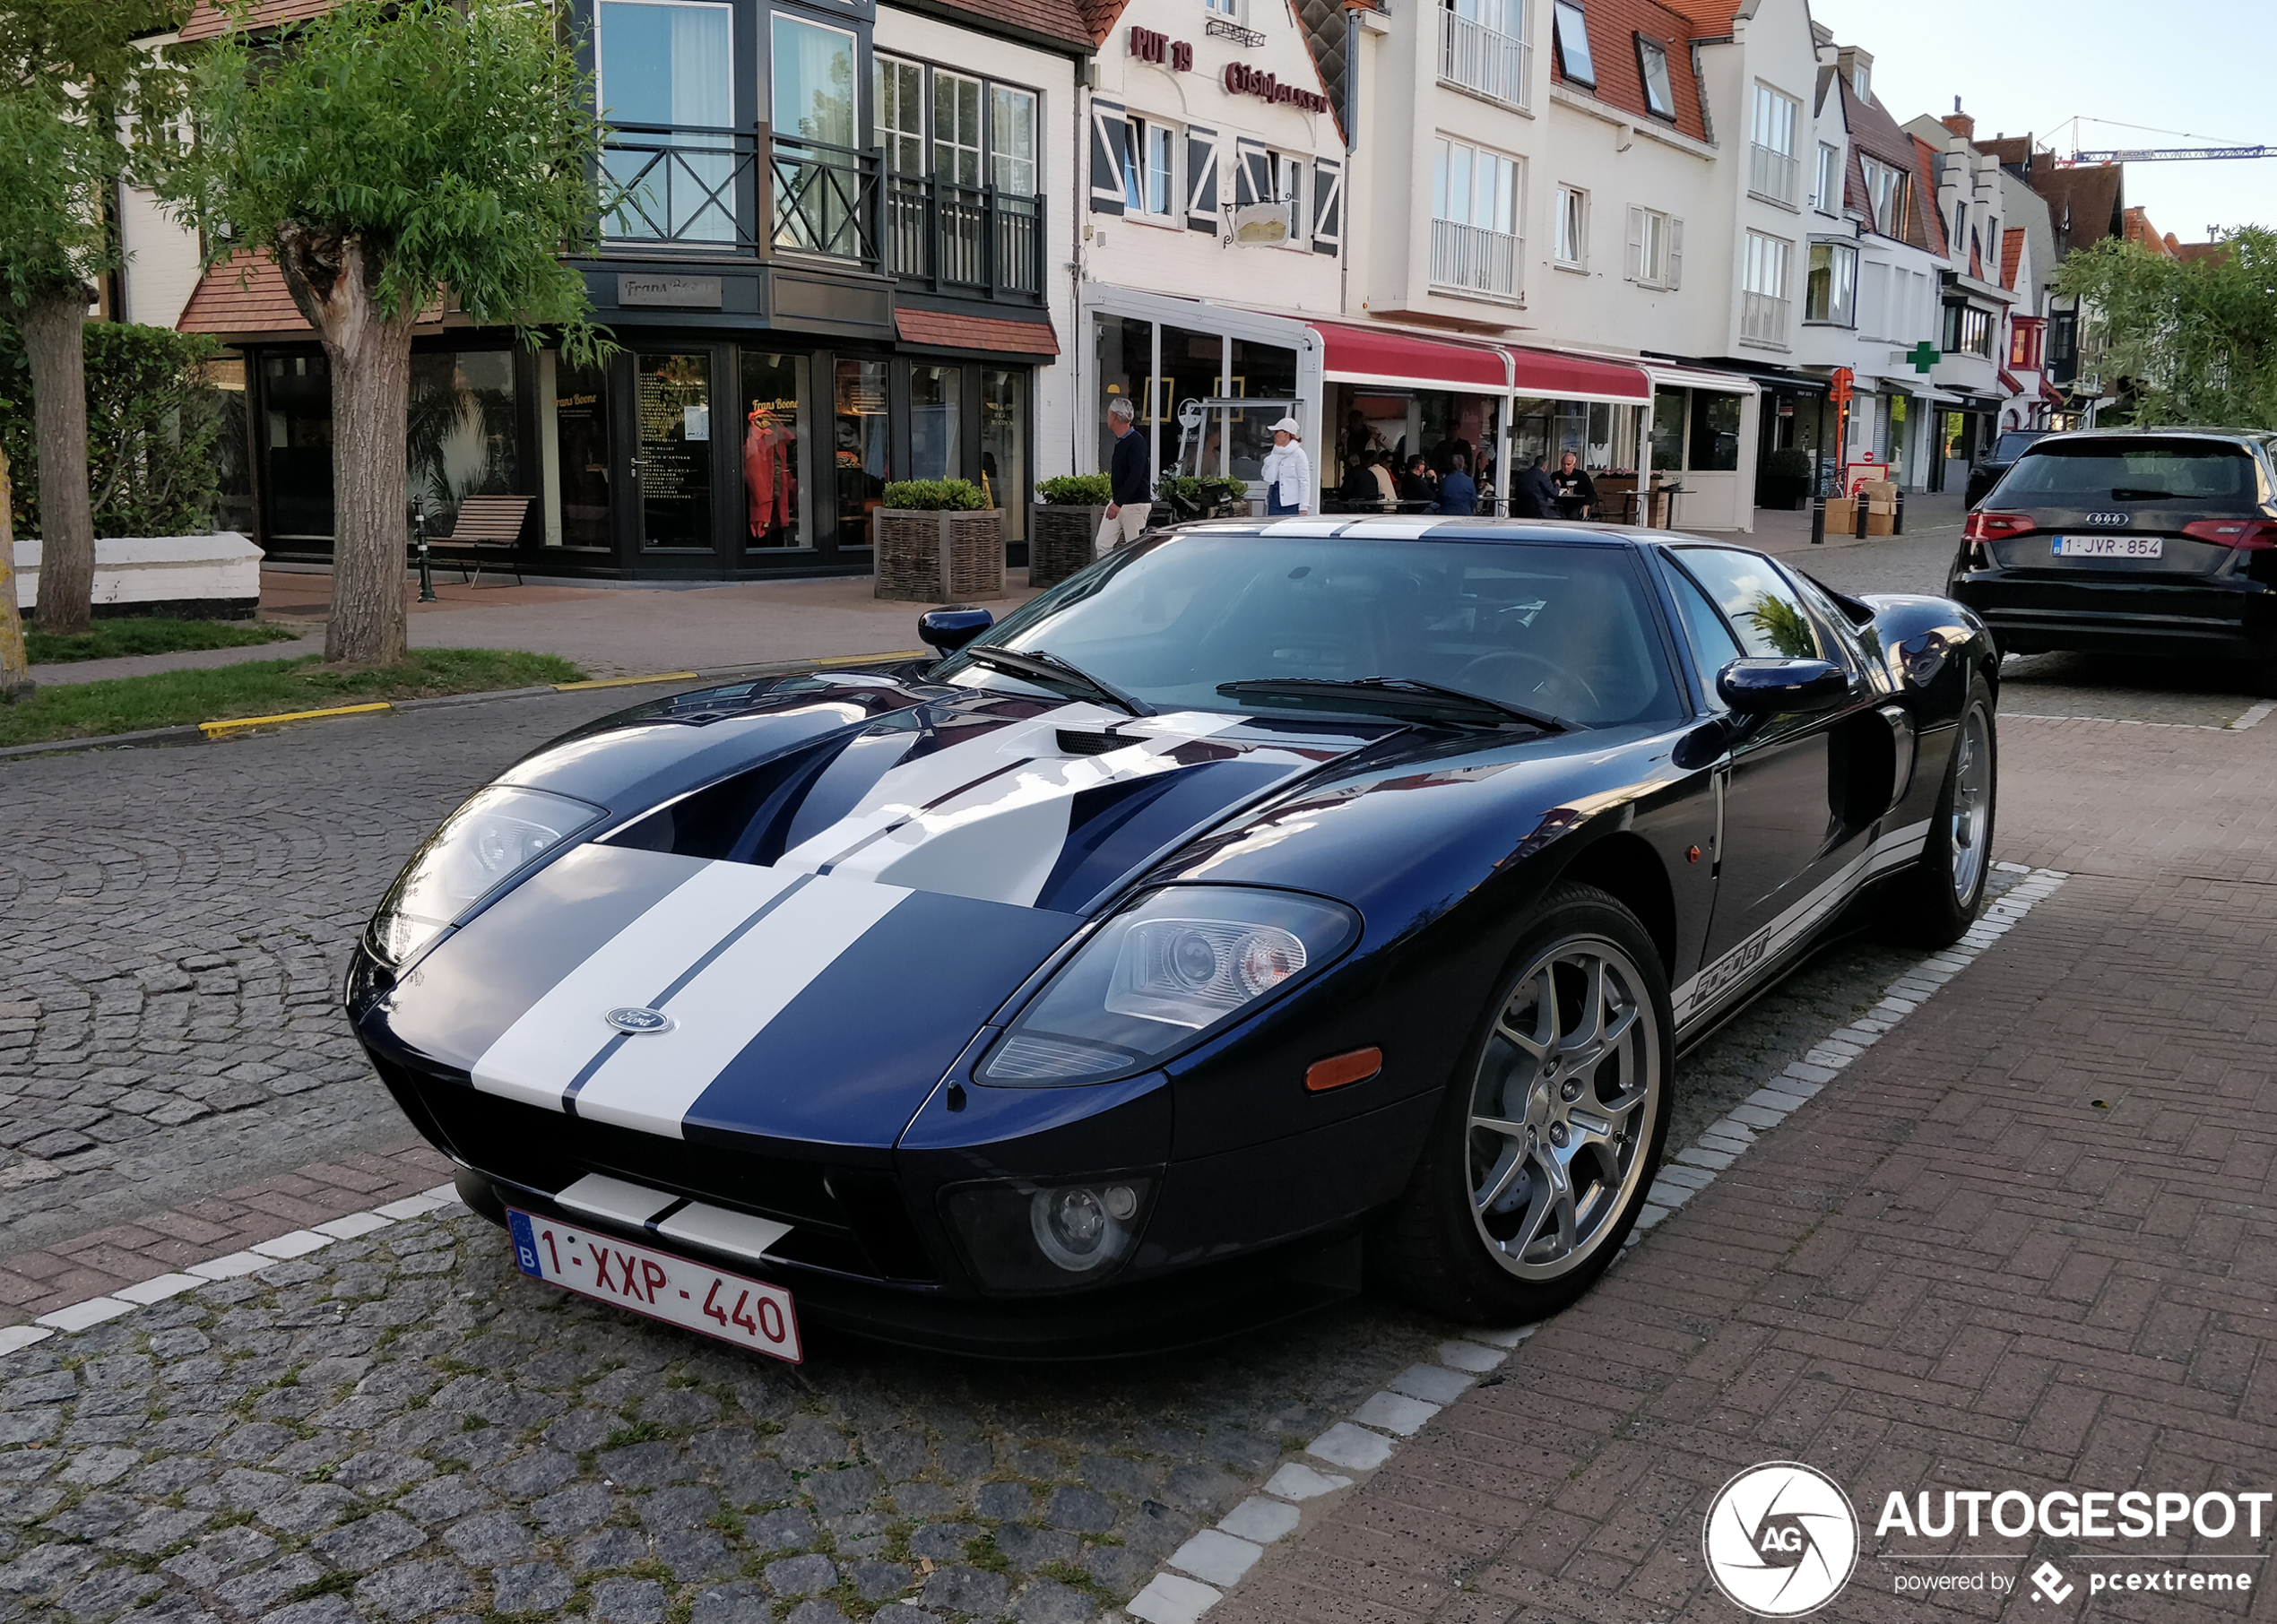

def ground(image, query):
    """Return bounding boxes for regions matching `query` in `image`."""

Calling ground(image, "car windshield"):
[1990,431,2047,462]
[939,535,1684,730]
[1996,438,2263,507]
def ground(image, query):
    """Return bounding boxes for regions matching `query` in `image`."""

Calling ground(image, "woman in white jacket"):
[1260,418,1311,515]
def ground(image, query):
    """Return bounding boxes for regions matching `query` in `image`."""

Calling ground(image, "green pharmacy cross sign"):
[1905,341,1941,373]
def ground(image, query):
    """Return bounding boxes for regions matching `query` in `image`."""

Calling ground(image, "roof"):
[178,0,331,41]
[2001,226,2024,289]
[1550,0,1712,144]
[176,251,310,337]
[895,307,1061,356]
[1654,0,1742,35]
[1979,136,2035,170]
[1835,75,1939,253]
[2176,239,2232,267]
[2121,206,2178,259]
[920,0,1095,52]
[2030,163,2124,256]
[1909,135,1949,258]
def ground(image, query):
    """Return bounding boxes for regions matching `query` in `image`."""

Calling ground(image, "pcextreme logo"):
[1702,1462,1861,1617]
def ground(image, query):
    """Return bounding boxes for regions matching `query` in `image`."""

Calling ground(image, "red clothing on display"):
[745,409,796,536]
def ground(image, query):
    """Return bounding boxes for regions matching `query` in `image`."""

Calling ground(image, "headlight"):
[976,887,1359,1085]
[941,1175,1157,1292]
[368,785,605,964]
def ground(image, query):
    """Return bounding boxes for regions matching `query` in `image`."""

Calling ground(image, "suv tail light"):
[1963,510,2036,542]
[2181,518,2277,550]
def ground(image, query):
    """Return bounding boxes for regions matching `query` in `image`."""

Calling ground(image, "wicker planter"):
[873,507,1006,602]
[1026,503,1105,590]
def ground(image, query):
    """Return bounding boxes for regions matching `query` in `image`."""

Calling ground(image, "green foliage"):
[26,618,298,666]
[0,321,231,537]
[1765,446,1814,480]
[164,0,608,357]
[1746,593,1819,660]
[882,478,990,511]
[2054,229,2277,428]
[603,1420,671,1448]
[0,96,116,309]
[1035,473,1112,505]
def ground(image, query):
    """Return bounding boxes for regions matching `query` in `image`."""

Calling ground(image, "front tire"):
[1374,885,1674,1325]
[1883,676,1997,948]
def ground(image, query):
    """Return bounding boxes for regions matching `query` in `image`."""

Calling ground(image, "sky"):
[1805,0,2277,246]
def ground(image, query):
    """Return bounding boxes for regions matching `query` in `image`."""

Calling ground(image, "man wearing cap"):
[1097,395,1153,557]
[1260,417,1311,516]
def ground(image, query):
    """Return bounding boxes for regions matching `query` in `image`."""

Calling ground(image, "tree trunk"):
[22,286,95,637]
[274,225,416,667]
[0,450,35,702]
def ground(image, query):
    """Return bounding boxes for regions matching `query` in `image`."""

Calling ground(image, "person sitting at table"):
[1553,450,1599,519]
[1369,452,1399,505]
[1399,454,1437,507]
[1436,453,1478,516]
[1338,454,1383,508]
[1511,454,1558,519]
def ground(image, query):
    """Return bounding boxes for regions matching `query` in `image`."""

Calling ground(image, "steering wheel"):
[1457,651,1602,718]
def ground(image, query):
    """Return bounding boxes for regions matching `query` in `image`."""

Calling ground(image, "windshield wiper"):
[2109,488,2184,502]
[1215,676,1571,733]
[965,645,1156,718]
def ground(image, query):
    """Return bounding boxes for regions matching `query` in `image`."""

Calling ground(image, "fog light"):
[942,1175,1157,1293]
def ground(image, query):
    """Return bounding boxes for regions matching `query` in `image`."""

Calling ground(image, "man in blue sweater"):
[1095,397,1153,557]
[1436,453,1478,516]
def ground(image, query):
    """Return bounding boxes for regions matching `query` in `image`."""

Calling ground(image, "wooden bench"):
[422,495,532,586]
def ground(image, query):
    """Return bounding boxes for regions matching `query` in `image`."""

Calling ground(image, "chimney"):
[1942,98,1975,141]
[1835,45,1873,98]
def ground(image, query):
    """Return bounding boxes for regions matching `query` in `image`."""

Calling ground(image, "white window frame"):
[990,84,1038,198]
[874,54,923,177]
[1431,135,1524,298]
[1204,0,1241,16]
[1126,117,1179,221]
[1742,229,1791,346]
[1804,238,1857,326]
[1636,36,1675,121]
[1554,184,1587,269]
[1814,143,1840,214]
[1748,83,1798,205]
[1625,203,1681,290]
[1269,150,1306,245]
[933,69,983,188]
[1859,154,1908,238]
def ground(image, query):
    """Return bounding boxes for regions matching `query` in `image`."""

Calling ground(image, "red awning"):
[1310,319,1507,391]
[1998,368,2025,394]
[1507,346,1651,404]
[2040,376,2064,403]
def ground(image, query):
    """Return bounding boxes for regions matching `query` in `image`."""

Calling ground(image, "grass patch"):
[604,1421,671,1449]
[963,1533,1012,1575]
[0,648,584,748]
[288,1571,359,1603]
[26,616,302,665]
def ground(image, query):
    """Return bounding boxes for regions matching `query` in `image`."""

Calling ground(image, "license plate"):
[2053,534,2162,558]
[507,1208,801,1362]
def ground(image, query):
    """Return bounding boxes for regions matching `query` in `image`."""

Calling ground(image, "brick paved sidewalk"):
[1208,717,2277,1623]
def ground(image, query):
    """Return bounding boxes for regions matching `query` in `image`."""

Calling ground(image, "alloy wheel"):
[1467,937,1661,1281]
[1949,705,1992,904]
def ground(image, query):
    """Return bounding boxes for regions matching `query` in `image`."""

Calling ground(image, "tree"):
[2054,228,2277,429]
[0,0,189,635]
[0,449,32,702]
[165,0,609,666]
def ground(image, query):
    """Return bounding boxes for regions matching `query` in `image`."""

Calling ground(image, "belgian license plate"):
[2054,535,2162,558]
[507,1208,801,1362]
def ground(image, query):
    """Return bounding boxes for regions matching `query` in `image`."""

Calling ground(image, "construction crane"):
[2068,145,2277,164]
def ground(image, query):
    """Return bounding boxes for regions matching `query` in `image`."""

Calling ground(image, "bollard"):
[1854,495,1869,540]
[414,507,438,602]
[1894,488,1906,536]
[1810,494,1826,546]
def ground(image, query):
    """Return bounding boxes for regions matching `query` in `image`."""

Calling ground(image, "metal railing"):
[1438,10,1529,109]
[1430,218,1520,298]
[1749,143,1799,205]
[882,175,1045,300]
[1742,289,1791,346]
[771,134,880,266]
[602,123,761,249]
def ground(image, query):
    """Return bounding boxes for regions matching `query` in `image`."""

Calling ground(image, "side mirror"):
[1716,656,1848,715]
[918,606,994,657]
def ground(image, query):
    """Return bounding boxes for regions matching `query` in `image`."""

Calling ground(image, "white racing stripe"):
[471,864,807,1113]
[570,873,910,1138]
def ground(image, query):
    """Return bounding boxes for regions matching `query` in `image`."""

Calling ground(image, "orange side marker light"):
[1305,1047,1383,1093]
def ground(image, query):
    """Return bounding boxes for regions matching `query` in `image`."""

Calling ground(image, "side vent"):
[1056,729,1128,756]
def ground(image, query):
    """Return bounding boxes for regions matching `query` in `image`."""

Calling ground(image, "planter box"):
[13,531,262,618]
[1028,504,1106,590]
[873,507,1006,603]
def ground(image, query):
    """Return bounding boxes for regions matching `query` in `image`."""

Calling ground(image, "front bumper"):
[1951,568,2277,660]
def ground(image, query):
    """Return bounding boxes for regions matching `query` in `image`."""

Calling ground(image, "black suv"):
[1962,428,2055,509]
[1948,428,2277,671]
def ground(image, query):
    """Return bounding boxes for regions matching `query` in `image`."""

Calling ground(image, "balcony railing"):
[1748,143,1799,205]
[1430,218,1520,299]
[1742,289,1791,346]
[883,175,1045,301]
[602,123,762,250]
[771,135,880,266]
[1439,10,1529,109]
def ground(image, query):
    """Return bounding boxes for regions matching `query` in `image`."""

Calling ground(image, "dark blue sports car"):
[346,520,1997,1359]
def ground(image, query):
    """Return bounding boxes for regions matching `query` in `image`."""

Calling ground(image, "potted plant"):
[1761,446,1814,511]
[874,479,1004,602]
[1028,473,1111,590]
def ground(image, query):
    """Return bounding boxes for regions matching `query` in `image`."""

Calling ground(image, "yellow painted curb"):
[200,701,394,737]
[813,650,925,667]
[552,671,702,691]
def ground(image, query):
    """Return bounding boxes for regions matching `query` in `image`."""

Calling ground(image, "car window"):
[1778,566,1869,671]
[1667,547,1822,661]
[945,536,1686,729]
[1655,553,1742,700]
[1996,438,2263,506]
[1990,431,2044,462]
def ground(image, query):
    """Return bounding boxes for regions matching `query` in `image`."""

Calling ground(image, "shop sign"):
[1128,26,1193,70]
[1222,63,1330,113]
[619,274,723,308]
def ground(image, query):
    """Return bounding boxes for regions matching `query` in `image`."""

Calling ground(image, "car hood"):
[380,694,1388,1150]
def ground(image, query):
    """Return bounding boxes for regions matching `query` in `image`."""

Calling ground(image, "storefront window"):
[541,353,610,549]
[1163,326,1224,479]
[1224,337,1299,484]
[208,353,255,539]
[1688,391,1742,472]
[635,351,713,549]
[911,364,963,481]
[835,358,888,543]
[983,368,1026,536]
[409,351,517,534]
[740,351,806,549]
[264,352,333,540]
[1094,314,1152,474]
[1649,388,1685,474]
[1883,393,1907,485]
[597,0,735,243]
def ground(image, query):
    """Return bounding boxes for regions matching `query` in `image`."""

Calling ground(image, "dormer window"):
[1853,61,1870,100]
[1635,36,1675,121]
[1553,0,1595,87]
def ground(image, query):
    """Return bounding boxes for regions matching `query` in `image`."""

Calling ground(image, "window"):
[1858,154,1908,238]
[1554,185,1587,268]
[1204,0,1239,13]
[1440,0,1529,108]
[2010,321,2041,370]
[596,0,735,243]
[772,16,859,255]
[1553,0,1595,86]
[1749,84,1798,203]
[1635,37,1675,121]
[1944,302,1993,357]
[773,16,855,147]
[875,56,923,176]
[1124,118,1176,218]
[1270,151,1305,239]
[1431,137,1521,296]
[1852,61,1869,102]
[1624,205,1681,289]
[1804,240,1857,325]
[1658,555,1744,695]
[934,72,982,188]
[1674,548,1822,660]
[1814,143,1840,214]
[991,87,1038,197]
[1742,230,1790,344]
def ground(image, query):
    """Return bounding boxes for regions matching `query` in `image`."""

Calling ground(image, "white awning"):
[1879,376,1962,404]
[1644,363,1760,395]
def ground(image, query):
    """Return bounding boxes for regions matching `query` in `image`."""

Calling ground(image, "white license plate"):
[2054,535,2162,558]
[507,1207,802,1362]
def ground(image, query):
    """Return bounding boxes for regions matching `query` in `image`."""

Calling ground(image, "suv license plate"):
[2054,535,2162,558]
[507,1208,801,1362]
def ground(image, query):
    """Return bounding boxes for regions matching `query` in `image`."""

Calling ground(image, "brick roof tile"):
[896,307,1061,356]
[1550,0,1711,143]
[178,0,333,42]
[2001,225,2024,289]
[176,250,311,337]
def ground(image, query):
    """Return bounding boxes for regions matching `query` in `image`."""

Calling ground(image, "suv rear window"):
[1996,438,2263,506]
[1989,431,2048,462]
